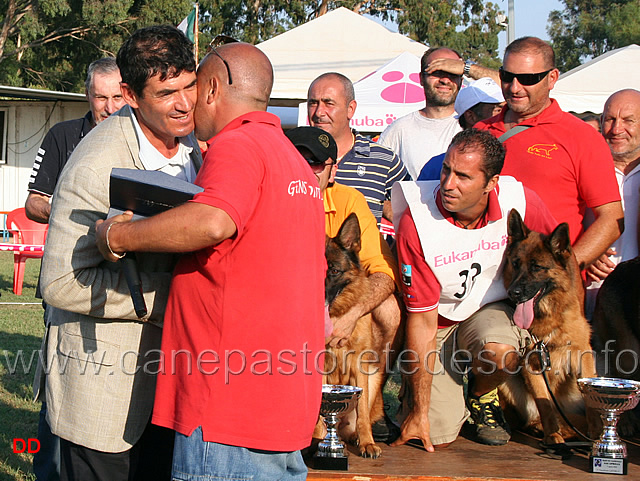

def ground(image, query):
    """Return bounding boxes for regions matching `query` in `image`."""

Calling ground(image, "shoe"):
[372,412,401,443]
[466,389,511,446]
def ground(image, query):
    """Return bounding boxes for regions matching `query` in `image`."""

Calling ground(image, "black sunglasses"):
[499,67,552,86]
[207,35,239,85]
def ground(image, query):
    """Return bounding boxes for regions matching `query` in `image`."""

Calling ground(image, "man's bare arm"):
[327,271,394,348]
[391,309,439,452]
[382,200,393,223]
[95,201,237,260]
[25,192,51,224]
[577,201,624,281]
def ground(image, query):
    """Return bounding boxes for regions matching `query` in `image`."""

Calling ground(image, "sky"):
[497,0,565,54]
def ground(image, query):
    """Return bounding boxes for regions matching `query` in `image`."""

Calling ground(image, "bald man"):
[600,89,640,263]
[94,43,325,481]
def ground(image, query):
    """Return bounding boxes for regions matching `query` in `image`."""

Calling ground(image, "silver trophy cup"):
[578,377,640,475]
[314,384,362,470]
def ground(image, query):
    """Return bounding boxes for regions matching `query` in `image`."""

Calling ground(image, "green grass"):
[0,254,43,481]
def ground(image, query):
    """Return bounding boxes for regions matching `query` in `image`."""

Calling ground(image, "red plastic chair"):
[5,208,48,295]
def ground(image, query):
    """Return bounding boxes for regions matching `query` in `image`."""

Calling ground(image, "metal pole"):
[507,0,515,45]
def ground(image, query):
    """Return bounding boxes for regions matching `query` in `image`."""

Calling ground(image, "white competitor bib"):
[392,178,526,321]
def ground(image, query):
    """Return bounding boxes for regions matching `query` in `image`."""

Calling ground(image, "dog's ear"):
[336,213,362,253]
[545,222,572,266]
[507,209,529,245]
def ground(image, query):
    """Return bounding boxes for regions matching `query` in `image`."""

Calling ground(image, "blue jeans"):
[171,427,307,481]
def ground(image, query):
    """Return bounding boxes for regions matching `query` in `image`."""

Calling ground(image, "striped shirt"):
[334,132,408,225]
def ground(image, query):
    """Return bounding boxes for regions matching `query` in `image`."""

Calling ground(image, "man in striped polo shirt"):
[307,72,409,226]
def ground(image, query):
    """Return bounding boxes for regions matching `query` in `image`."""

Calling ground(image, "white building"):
[0,86,87,212]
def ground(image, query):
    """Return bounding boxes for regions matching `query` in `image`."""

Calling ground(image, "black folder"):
[108,168,204,220]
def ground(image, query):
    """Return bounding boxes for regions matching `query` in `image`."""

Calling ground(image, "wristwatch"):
[463,59,473,77]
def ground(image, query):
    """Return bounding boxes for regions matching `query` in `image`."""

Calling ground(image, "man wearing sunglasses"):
[286,126,404,442]
[477,37,622,285]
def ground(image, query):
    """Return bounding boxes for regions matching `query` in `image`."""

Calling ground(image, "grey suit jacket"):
[39,105,202,452]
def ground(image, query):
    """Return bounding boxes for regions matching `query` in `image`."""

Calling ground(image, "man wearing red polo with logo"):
[477,37,623,283]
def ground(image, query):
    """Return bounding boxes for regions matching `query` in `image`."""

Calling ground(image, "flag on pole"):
[177,7,197,42]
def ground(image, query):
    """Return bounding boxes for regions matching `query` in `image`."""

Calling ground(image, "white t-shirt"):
[378,110,462,180]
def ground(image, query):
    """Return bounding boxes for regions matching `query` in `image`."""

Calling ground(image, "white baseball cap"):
[454,77,504,119]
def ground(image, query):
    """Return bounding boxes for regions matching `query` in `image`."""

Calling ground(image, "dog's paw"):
[359,442,382,458]
[543,432,565,446]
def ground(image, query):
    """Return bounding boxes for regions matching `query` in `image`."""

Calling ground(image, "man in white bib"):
[390,129,557,450]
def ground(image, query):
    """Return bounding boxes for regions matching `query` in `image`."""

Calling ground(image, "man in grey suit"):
[38,25,200,481]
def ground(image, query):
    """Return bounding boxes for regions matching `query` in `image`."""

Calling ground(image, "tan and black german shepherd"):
[321,212,402,458]
[500,209,597,445]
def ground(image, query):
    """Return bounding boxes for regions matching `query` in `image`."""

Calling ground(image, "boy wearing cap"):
[286,126,403,441]
[455,77,505,129]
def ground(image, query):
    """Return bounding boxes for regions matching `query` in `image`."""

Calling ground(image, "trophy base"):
[313,453,349,471]
[590,455,627,475]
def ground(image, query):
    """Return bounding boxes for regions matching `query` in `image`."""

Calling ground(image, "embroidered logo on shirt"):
[402,264,412,286]
[357,165,366,177]
[527,143,558,159]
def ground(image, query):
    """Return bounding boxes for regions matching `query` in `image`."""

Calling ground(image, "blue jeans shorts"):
[171,426,307,481]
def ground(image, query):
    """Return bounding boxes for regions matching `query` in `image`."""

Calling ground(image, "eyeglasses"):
[207,35,239,85]
[305,157,334,168]
[499,67,552,86]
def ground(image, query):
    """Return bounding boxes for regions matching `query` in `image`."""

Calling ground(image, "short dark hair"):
[309,72,355,103]
[117,25,196,97]
[504,36,555,70]
[448,128,505,183]
[420,47,463,72]
[85,57,119,91]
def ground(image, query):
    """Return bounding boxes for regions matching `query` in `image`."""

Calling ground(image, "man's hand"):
[95,211,133,262]
[424,58,464,77]
[326,306,363,348]
[586,248,617,284]
[390,410,435,453]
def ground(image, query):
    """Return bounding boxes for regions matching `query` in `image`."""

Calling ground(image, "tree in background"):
[0,0,193,91]
[548,0,640,72]
[1,0,505,91]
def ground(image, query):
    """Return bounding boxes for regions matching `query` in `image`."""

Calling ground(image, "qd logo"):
[12,438,40,453]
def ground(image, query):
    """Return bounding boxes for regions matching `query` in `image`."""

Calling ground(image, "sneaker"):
[371,412,401,443]
[466,389,511,446]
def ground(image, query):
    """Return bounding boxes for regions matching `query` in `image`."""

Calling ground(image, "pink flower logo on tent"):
[380,71,424,103]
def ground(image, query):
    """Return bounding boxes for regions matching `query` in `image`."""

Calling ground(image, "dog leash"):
[530,335,594,443]
[529,335,595,461]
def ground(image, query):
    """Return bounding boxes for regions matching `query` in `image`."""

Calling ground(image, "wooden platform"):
[306,429,640,481]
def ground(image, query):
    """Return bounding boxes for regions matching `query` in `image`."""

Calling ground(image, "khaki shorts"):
[426,301,530,445]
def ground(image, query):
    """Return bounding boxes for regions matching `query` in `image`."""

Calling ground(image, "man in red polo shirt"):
[96,43,325,481]
[476,37,622,282]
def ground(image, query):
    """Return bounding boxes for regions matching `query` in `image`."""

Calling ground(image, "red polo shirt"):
[476,100,619,244]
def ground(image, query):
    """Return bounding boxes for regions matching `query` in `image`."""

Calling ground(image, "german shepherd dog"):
[499,209,597,445]
[321,212,401,458]
[592,257,640,435]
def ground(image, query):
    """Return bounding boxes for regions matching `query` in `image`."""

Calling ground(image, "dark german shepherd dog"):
[321,212,402,458]
[592,257,640,435]
[500,209,597,445]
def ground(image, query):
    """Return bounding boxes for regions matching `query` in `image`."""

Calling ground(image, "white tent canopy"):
[298,52,424,132]
[257,7,427,105]
[551,44,640,114]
